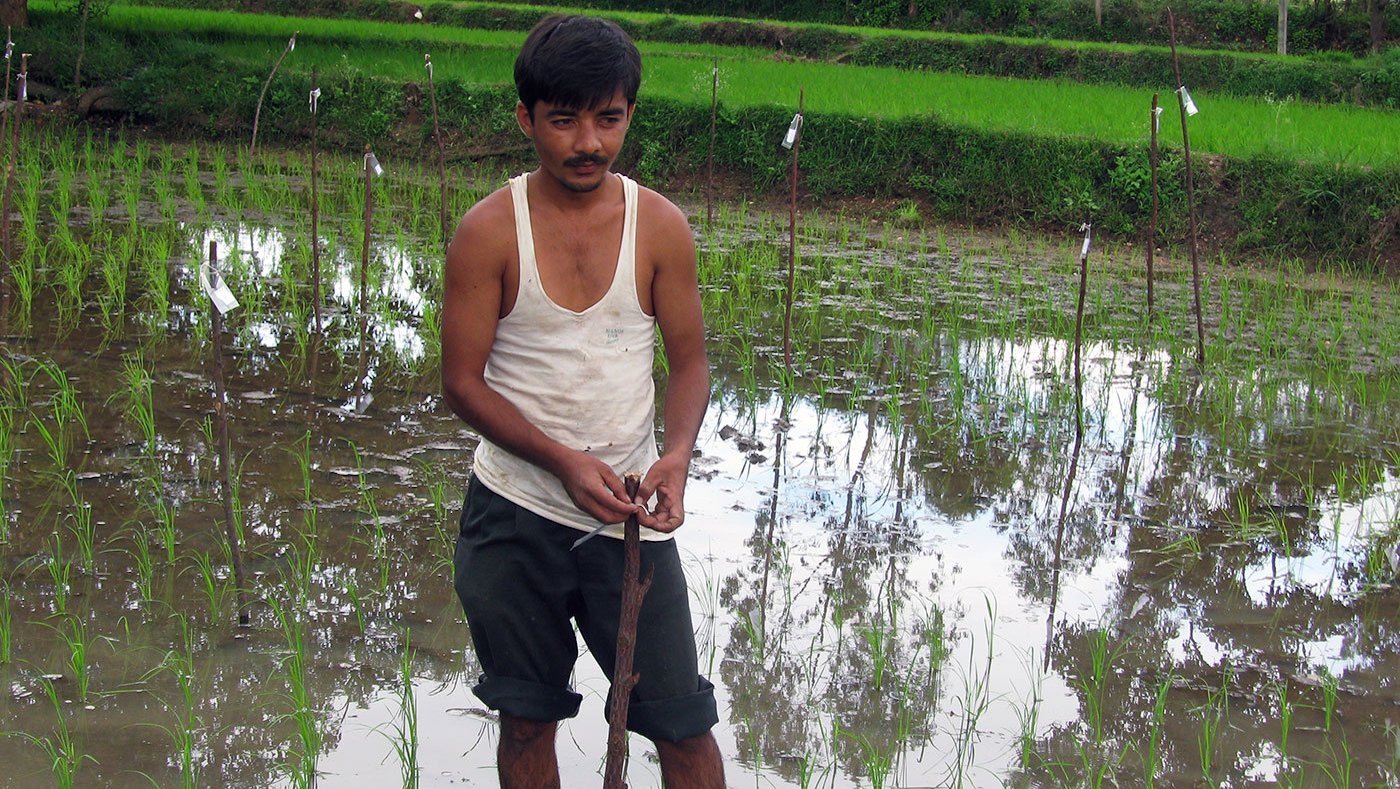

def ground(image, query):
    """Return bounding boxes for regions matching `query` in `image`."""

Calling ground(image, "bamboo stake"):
[706,57,718,227]
[1,52,23,273]
[250,32,297,157]
[425,54,449,255]
[603,473,652,789]
[781,90,804,377]
[2,28,12,166]
[208,241,250,627]
[1073,222,1091,442]
[309,67,323,338]
[355,145,377,412]
[1167,9,1206,366]
[1147,93,1159,318]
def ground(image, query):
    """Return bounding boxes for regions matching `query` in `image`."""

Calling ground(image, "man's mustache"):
[563,153,609,167]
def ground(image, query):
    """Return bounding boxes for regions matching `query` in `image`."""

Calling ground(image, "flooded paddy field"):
[1,126,1398,787]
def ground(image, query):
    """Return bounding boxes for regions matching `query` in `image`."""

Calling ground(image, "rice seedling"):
[58,472,96,573]
[269,598,321,788]
[379,631,420,788]
[12,677,96,789]
[45,614,111,704]
[46,532,72,616]
[1320,667,1339,732]
[0,582,11,663]
[188,549,226,627]
[1142,671,1173,788]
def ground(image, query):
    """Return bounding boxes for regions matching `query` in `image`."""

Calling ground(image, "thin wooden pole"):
[603,473,652,789]
[781,90,804,377]
[309,67,323,338]
[706,57,718,227]
[425,55,449,255]
[1074,223,1091,442]
[250,32,297,157]
[1147,93,1159,318]
[3,28,12,167]
[209,241,250,627]
[355,145,374,410]
[1167,9,1207,366]
[2,52,23,272]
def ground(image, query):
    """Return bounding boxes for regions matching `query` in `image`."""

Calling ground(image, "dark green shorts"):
[453,475,718,743]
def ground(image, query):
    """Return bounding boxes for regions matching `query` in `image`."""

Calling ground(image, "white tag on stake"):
[309,87,321,114]
[1178,86,1199,117]
[288,34,297,52]
[366,151,384,177]
[1080,222,1092,258]
[199,263,240,315]
[424,54,433,80]
[17,73,24,102]
[782,113,803,150]
[4,36,11,61]
[1153,105,1163,134]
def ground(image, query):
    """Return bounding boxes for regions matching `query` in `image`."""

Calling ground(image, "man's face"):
[517,90,634,194]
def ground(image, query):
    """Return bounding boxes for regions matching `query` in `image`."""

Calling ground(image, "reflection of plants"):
[1319,667,1339,732]
[838,723,894,789]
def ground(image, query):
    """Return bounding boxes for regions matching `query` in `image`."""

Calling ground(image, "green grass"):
[87,2,1400,168]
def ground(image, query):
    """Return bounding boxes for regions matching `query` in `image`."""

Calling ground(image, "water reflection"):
[1,177,1397,784]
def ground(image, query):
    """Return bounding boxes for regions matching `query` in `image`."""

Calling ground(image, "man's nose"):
[575,120,603,152]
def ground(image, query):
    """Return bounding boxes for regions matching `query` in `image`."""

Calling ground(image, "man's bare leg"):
[499,714,560,789]
[657,732,725,789]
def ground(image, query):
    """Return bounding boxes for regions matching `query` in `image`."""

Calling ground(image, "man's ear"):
[515,101,534,138]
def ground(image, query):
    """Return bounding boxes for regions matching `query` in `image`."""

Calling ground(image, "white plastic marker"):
[288,33,296,52]
[1153,105,1164,134]
[781,112,804,149]
[365,151,384,178]
[17,56,27,102]
[1080,222,1092,259]
[425,54,433,81]
[4,30,12,62]
[1178,86,1198,116]
[309,86,320,114]
[414,8,424,19]
[199,259,240,315]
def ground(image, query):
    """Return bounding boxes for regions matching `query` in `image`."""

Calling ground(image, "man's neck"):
[527,168,618,212]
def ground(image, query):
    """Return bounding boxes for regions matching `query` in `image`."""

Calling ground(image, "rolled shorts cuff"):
[473,674,583,722]
[616,677,719,743]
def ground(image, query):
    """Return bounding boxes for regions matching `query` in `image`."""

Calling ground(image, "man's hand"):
[556,450,640,525]
[636,452,690,533]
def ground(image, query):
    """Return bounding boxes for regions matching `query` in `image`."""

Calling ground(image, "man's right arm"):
[439,196,640,525]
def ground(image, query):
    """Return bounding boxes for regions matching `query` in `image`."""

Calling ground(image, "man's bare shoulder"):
[447,184,515,271]
[635,184,691,234]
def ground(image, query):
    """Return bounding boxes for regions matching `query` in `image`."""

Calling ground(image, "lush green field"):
[171,9,1400,168]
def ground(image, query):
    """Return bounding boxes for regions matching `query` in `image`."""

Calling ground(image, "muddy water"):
[2,151,1399,787]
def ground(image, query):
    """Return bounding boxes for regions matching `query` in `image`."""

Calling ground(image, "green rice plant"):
[138,613,202,788]
[343,573,367,634]
[0,583,11,663]
[1143,672,1173,789]
[113,353,157,457]
[130,526,157,604]
[1320,667,1339,732]
[59,472,97,573]
[268,598,322,788]
[1275,680,1294,770]
[189,549,226,627]
[12,677,96,789]
[96,245,129,335]
[150,491,178,564]
[838,726,894,789]
[379,631,420,788]
[950,596,997,786]
[47,532,72,616]
[347,440,384,550]
[44,614,110,704]
[29,413,69,472]
[1314,732,1354,788]
[38,360,88,442]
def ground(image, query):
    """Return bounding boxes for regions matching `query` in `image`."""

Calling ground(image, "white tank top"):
[472,173,666,541]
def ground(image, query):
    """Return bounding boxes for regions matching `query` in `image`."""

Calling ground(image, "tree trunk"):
[0,0,25,28]
[1373,0,1388,54]
[907,0,917,20]
[1278,0,1289,55]
[1095,0,1103,26]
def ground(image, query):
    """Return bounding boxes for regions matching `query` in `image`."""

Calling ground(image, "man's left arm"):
[637,196,709,533]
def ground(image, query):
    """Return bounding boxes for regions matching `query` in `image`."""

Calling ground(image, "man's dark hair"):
[515,15,642,117]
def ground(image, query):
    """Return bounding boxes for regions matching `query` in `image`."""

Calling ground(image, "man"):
[440,14,725,788]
